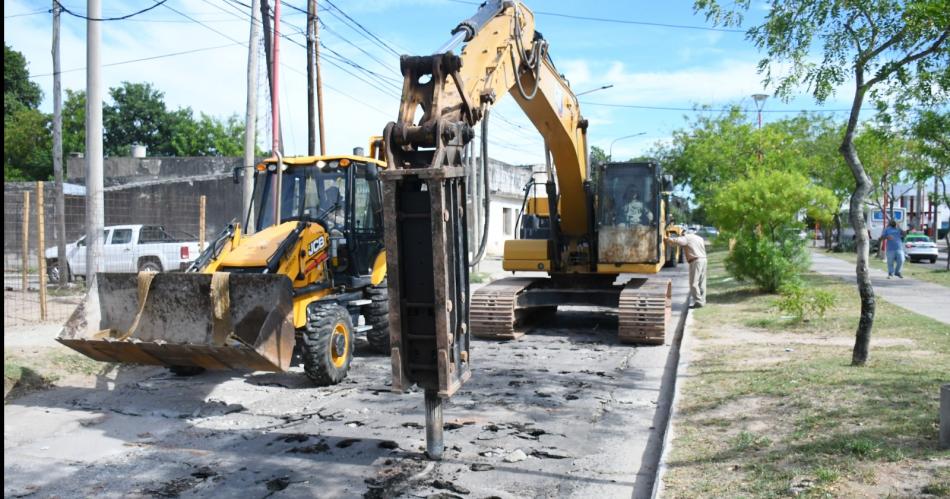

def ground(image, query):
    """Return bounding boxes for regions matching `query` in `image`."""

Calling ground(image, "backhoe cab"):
[57,153,391,386]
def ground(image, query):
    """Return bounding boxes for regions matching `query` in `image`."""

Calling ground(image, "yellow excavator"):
[57,151,390,385]
[379,0,681,457]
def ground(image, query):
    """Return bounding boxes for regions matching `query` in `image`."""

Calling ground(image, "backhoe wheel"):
[301,302,353,386]
[363,280,390,354]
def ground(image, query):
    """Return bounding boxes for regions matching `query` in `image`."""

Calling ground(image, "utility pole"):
[85,0,105,281]
[52,0,67,286]
[243,0,262,234]
[314,0,326,155]
[260,0,282,153]
[307,0,316,155]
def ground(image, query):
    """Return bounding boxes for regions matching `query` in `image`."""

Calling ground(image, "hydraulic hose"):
[470,108,491,266]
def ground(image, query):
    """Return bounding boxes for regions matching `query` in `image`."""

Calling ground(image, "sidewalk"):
[810,250,950,325]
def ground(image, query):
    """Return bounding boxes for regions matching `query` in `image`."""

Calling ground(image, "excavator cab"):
[596,162,662,266]
[58,154,390,385]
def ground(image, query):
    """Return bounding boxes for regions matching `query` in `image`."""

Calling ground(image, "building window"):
[503,207,513,236]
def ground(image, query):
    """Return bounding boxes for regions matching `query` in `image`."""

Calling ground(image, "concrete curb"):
[650,306,695,499]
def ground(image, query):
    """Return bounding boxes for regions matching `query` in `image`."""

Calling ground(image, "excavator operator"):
[620,187,653,226]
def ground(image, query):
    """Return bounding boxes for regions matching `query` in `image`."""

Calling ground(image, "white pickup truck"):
[45,224,201,283]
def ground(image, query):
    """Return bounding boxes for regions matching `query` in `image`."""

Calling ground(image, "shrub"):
[776,282,838,322]
[725,233,809,292]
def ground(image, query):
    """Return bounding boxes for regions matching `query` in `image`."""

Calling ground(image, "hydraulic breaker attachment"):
[57,272,296,372]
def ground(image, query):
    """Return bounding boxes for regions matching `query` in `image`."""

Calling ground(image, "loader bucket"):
[57,272,296,372]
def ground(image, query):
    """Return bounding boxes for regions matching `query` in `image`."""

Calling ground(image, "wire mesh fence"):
[3,182,206,329]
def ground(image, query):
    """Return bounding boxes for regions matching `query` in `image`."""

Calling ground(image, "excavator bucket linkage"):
[57,272,296,372]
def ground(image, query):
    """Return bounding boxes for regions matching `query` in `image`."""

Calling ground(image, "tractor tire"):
[301,302,353,386]
[664,246,678,268]
[363,281,391,354]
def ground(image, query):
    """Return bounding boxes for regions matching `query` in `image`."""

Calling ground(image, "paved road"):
[4,265,689,499]
[810,250,950,325]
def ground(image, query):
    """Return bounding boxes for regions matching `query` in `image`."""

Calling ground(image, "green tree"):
[104,81,177,156]
[4,44,42,119]
[695,0,949,366]
[710,170,836,291]
[4,44,50,180]
[590,145,608,165]
[4,107,52,180]
[171,112,246,156]
[62,89,87,156]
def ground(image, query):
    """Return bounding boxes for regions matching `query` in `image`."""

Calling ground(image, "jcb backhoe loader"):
[57,152,390,385]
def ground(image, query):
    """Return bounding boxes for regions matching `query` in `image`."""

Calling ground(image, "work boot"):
[896,272,903,279]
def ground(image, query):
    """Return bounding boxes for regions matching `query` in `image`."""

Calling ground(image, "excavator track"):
[470,277,539,340]
[618,278,672,345]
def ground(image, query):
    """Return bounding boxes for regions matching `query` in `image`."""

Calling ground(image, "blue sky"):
[5,0,863,165]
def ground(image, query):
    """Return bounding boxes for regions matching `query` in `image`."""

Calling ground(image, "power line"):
[53,0,169,21]
[28,44,238,79]
[580,101,853,113]
[446,0,745,33]
[162,2,245,45]
[4,9,50,18]
[322,0,402,56]
[212,0,401,98]
[320,20,400,78]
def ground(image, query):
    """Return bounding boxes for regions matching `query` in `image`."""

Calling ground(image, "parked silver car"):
[904,234,939,263]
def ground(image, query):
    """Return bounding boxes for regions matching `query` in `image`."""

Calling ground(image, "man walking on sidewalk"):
[665,232,707,308]
[882,219,905,279]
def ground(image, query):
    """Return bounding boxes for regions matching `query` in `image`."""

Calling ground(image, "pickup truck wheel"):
[138,260,162,272]
[930,257,937,264]
[301,303,353,386]
[47,260,71,284]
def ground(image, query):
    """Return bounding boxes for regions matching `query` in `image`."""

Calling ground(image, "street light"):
[609,132,646,161]
[752,93,769,129]
[576,84,614,96]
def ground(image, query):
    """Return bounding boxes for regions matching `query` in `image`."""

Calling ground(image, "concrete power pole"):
[243,0,262,234]
[314,0,326,155]
[85,0,105,280]
[306,0,316,155]
[52,1,67,286]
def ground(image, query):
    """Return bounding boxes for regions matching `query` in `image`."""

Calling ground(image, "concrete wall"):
[67,156,242,187]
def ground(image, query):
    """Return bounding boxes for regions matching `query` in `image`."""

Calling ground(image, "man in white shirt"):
[664,232,707,308]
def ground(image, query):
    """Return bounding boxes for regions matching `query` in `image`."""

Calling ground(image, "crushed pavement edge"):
[650,304,695,499]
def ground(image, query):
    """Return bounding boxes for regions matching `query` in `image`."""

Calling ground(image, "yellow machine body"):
[58,155,388,373]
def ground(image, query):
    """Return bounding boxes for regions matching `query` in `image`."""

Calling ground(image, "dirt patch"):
[701,327,915,348]
[837,460,950,498]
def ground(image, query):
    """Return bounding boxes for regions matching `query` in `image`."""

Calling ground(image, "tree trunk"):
[841,79,875,367]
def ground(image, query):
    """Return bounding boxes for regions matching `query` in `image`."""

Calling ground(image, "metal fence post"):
[199,195,206,252]
[37,182,48,320]
[22,191,31,293]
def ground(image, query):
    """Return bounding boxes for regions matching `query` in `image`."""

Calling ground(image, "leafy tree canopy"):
[4,44,42,119]
[709,169,837,239]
